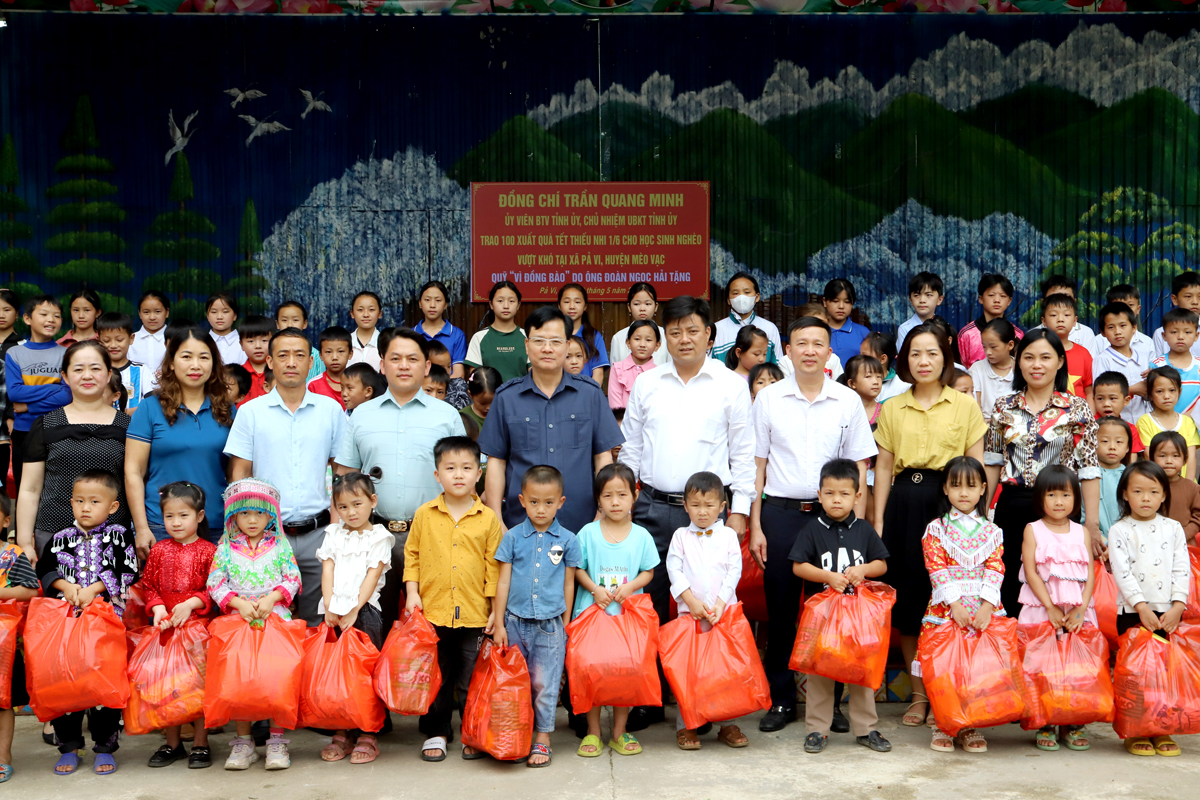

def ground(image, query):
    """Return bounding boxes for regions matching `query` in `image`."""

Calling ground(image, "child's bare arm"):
[0,586,37,601]
[794,560,848,591]
[320,559,337,624]
[492,562,512,647]
[562,568,575,628]
[1022,524,1064,627]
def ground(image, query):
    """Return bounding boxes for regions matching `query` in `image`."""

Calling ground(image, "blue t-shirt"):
[829,319,871,372]
[576,327,610,375]
[415,320,468,366]
[126,396,234,534]
[495,518,582,621]
[572,521,660,618]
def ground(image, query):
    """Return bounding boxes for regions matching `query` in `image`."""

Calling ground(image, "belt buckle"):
[911,472,923,484]
[800,501,814,513]
[387,520,408,533]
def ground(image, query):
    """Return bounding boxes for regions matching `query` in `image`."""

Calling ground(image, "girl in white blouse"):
[316,471,394,765]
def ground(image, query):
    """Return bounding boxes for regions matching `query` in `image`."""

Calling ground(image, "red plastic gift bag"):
[737,538,768,622]
[1093,560,1119,649]
[24,597,129,721]
[1183,547,1200,622]
[123,582,150,631]
[1018,623,1113,731]
[0,601,26,709]
[789,581,896,689]
[298,625,386,732]
[203,614,306,729]
[373,610,442,715]
[918,616,1026,737]
[658,602,771,731]
[123,619,211,735]
[462,638,533,761]
[1113,624,1200,738]
[565,593,661,714]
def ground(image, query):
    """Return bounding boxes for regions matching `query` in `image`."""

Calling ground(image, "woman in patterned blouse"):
[984,329,1101,615]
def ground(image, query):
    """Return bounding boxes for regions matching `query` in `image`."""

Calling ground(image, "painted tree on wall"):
[230,198,268,315]
[1022,188,1199,327]
[0,133,41,299]
[142,152,222,322]
[43,96,132,312]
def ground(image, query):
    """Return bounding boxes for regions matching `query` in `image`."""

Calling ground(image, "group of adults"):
[9,300,1100,736]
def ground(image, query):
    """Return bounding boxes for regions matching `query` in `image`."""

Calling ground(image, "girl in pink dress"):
[1019,464,1098,753]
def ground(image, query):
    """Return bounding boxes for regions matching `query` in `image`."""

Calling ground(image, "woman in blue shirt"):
[125,324,236,554]
[412,280,468,379]
[558,283,609,384]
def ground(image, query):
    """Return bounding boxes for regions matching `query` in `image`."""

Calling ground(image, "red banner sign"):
[470,181,710,303]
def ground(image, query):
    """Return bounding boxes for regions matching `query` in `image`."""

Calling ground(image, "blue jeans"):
[504,613,566,734]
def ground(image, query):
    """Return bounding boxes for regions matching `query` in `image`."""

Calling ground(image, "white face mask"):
[730,294,756,316]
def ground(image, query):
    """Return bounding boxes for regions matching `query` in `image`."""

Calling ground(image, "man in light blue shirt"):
[335,327,465,628]
[226,328,347,624]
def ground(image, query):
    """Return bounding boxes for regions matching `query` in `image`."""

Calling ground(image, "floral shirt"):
[983,391,1100,487]
[921,509,1006,632]
[206,530,302,622]
[36,521,139,618]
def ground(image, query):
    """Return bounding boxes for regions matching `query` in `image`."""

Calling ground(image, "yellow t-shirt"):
[1136,412,1200,478]
[875,385,989,474]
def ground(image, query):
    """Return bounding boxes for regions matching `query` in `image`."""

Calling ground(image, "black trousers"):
[760,502,820,708]
[10,431,25,497]
[632,490,695,626]
[54,707,121,754]
[993,485,1040,618]
[419,625,483,740]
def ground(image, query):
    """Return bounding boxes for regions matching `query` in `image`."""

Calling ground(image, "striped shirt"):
[1151,354,1200,415]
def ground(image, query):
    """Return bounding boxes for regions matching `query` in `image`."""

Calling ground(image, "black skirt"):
[881,468,944,637]
[993,485,1038,617]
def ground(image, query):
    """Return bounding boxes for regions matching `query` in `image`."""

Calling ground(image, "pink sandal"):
[350,735,379,764]
[321,734,352,762]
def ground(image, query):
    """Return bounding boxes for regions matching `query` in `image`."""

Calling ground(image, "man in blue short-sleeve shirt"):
[479,306,624,534]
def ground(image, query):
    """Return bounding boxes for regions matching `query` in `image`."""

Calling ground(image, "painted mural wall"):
[0,14,1197,334]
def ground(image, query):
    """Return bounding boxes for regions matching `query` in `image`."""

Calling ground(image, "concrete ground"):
[6,706,1198,800]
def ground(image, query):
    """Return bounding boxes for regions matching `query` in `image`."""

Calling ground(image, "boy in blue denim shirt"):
[493,464,581,768]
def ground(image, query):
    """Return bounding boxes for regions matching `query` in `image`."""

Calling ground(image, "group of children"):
[0,264,1195,778]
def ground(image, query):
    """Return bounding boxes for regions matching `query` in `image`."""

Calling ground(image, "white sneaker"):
[225,737,260,770]
[265,737,291,770]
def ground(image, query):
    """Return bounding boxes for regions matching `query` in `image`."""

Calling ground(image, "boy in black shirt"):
[790,459,890,755]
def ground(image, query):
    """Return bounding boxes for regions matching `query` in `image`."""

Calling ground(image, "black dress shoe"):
[148,744,187,768]
[625,706,666,732]
[758,705,796,732]
[831,705,850,733]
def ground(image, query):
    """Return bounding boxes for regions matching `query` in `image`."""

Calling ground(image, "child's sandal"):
[608,733,642,756]
[1063,727,1090,751]
[53,752,80,776]
[930,728,954,753]
[958,729,987,753]
[1152,735,1181,757]
[576,735,604,758]
[321,735,352,762]
[676,729,701,751]
[0,764,11,783]
[1124,737,1155,756]
[1035,727,1059,751]
[350,735,379,764]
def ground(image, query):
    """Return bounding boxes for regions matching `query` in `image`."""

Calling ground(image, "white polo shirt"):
[350,328,381,370]
[752,375,878,500]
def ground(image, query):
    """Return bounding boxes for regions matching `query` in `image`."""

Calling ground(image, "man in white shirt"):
[619,295,755,728]
[747,316,877,732]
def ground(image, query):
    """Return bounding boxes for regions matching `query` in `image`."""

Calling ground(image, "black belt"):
[762,495,819,513]
[896,468,942,485]
[281,509,331,536]
[645,483,732,507]
[371,513,413,534]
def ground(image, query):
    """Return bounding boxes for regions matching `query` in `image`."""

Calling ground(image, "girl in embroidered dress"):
[1018,465,1097,752]
[206,477,301,772]
[918,456,1005,754]
[316,472,393,765]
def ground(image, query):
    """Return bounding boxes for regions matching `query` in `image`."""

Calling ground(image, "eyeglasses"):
[529,338,568,348]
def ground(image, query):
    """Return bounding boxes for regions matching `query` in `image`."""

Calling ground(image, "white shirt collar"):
[137,327,165,342]
[779,374,835,403]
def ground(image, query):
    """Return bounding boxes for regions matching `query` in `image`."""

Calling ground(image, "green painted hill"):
[764,100,868,173]
[547,101,681,176]
[616,108,882,275]
[825,93,1090,237]
[448,115,599,186]
[960,85,1100,152]
[1027,88,1200,210]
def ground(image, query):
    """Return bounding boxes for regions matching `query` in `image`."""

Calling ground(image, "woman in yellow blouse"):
[874,322,988,729]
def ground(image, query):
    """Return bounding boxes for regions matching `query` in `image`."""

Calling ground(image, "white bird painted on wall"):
[164,109,198,166]
[299,89,332,120]
[238,114,290,148]
[224,87,267,108]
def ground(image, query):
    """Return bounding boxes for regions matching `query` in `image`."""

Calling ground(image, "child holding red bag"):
[789,459,890,754]
[1018,465,1098,752]
[0,495,40,784]
[1107,461,1191,757]
[917,457,1006,754]
[141,482,218,769]
[571,463,659,758]
[206,477,301,771]
[316,471,393,765]
[36,469,138,776]
[665,471,747,751]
